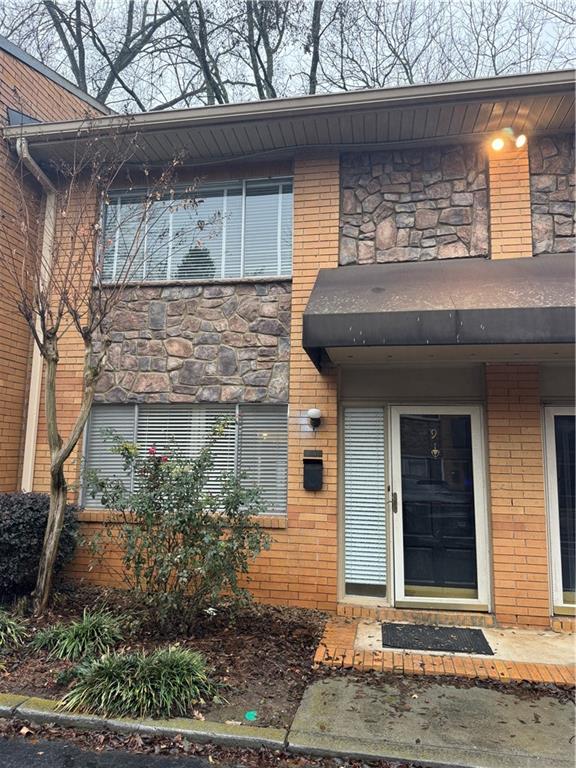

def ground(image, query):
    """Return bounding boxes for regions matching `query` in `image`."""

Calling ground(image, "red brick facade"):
[5,73,572,630]
[0,45,103,491]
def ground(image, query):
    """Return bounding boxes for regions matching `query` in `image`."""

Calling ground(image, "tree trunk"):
[32,465,67,615]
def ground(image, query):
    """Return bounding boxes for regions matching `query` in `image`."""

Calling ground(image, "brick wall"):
[488,142,532,259]
[30,125,571,627]
[0,49,101,491]
[65,152,342,610]
[486,364,551,627]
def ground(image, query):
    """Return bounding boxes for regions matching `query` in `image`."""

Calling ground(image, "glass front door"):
[545,407,575,609]
[391,406,488,607]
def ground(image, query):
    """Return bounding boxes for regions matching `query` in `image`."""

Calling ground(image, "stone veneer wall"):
[340,145,488,264]
[529,134,575,255]
[94,282,290,404]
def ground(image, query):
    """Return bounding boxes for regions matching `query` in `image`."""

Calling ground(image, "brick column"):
[285,151,340,609]
[488,142,532,259]
[486,364,551,627]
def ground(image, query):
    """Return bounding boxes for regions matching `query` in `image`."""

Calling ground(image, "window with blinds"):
[343,407,387,597]
[83,403,288,514]
[101,179,293,283]
[239,406,288,517]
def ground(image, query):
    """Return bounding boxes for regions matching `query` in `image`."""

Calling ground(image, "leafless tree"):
[1,0,573,111]
[0,121,208,613]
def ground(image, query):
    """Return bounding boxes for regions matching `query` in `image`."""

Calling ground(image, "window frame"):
[82,402,288,515]
[99,177,293,284]
[544,405,576,613]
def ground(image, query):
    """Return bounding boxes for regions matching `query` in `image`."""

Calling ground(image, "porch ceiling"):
[3,70,574,168]
[302,254,576,369]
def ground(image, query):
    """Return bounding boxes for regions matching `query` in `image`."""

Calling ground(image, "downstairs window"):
[83,403,288,514]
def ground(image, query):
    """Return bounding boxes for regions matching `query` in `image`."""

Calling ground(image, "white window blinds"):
[84,403,287,514]
[83,404,136,506]
[343,408,387,590]
[101,179,292,282]
[239,406,288,515]
[136,404,237,495]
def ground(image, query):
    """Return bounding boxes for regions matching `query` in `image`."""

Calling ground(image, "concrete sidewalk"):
[288,677,575,768]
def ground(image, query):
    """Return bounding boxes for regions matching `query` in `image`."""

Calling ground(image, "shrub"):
[87,427,270,629]
[31,609,123,660]
[0,493,78,600]
[61,647,217,719]
[0,609,27,650]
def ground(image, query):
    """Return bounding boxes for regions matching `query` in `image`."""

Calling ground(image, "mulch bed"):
[0,586,327,729]
[0,717,422,767]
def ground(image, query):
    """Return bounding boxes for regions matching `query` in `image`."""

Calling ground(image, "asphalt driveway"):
[0,738,216,767]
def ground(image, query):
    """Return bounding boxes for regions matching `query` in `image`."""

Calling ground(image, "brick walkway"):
[314,618,576,686]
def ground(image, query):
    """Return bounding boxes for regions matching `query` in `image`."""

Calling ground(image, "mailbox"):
[303,449,323,491]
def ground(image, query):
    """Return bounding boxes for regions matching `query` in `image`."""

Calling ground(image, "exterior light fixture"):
[490,128,527,152]
[491,136,505,151]
[307,408,322,430]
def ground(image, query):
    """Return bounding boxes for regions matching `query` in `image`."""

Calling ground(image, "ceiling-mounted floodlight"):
[490,127,528,152]
[491,136,505,151]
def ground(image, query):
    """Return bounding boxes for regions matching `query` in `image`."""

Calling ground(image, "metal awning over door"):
[303,254,575,369]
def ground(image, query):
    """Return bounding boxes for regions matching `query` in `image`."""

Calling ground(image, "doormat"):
[381,622,494,655]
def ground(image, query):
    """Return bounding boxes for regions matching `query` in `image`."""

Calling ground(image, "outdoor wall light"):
[491,136,506,151]
[490,127,527,151]
[307,408,322,430]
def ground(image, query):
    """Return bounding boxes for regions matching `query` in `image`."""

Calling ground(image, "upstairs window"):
[101,179,293,282]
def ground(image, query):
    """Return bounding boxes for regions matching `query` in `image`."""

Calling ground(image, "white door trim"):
[390,404,490,609]
[544,405,575,610]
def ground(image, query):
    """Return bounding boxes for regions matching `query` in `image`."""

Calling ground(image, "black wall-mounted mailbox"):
[303,449,323,491]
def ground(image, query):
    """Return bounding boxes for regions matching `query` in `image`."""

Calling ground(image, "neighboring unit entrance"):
[545,406,576,611]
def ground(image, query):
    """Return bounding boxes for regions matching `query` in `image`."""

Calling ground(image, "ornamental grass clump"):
[0,609,27,650]
[31,609,122,661]
[61,647,217,719]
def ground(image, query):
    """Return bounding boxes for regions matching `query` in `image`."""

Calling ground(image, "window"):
[83,403,288,514]
[545,406,575,609]
[101,179,293,283]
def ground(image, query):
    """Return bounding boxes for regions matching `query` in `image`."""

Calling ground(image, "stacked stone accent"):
[94,282,290,404]
[529,134,575,255]
[340,145,489,264]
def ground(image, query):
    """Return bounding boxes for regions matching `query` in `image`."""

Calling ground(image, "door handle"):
[392,491,398,514]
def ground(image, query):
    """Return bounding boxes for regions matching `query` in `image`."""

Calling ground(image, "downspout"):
[16,137,56,492]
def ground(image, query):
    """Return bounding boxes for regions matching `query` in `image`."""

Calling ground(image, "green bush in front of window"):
[86,426,270,631]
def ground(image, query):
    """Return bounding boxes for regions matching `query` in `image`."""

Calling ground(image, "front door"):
[391,406,489,607]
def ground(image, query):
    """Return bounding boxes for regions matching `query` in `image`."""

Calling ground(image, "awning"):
[303,254,575,368]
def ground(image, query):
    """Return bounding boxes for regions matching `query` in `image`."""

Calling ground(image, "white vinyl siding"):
[84,403,287,514]
[101,179,292,282]
[343,407,387,590]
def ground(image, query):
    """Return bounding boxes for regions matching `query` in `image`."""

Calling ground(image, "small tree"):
[87,428,270,629]
[1,118,210,614]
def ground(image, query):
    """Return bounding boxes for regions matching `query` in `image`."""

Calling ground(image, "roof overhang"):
[303,254,576,369]
[2,70,574,167]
